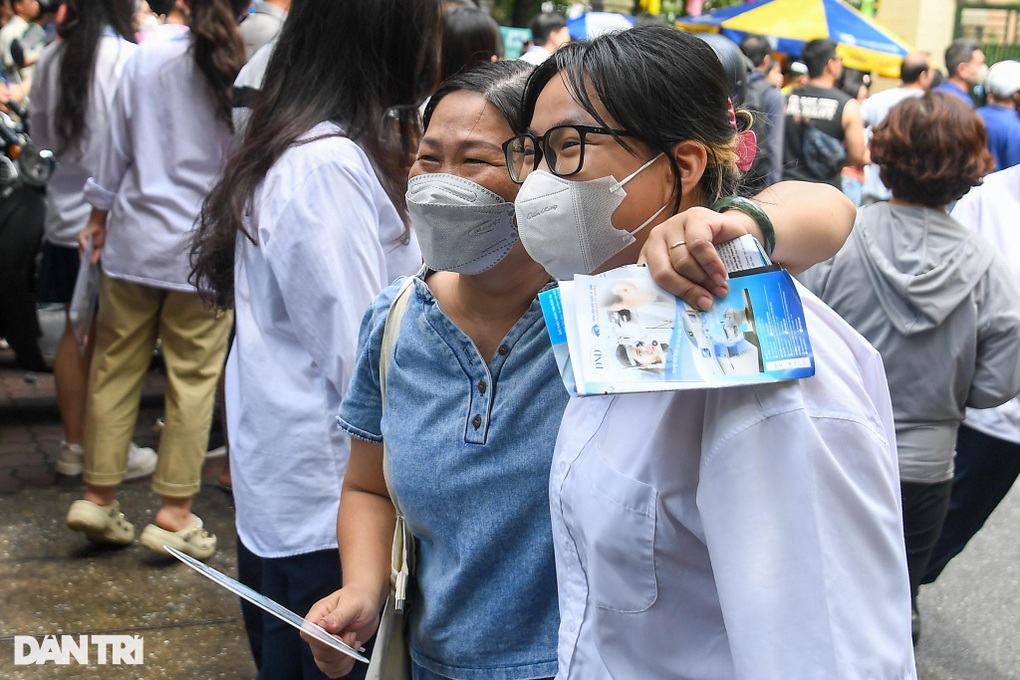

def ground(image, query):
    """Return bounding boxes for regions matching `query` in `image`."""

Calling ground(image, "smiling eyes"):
[415,152,507,168]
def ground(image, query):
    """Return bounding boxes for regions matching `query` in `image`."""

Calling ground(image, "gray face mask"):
[406,173,518,275]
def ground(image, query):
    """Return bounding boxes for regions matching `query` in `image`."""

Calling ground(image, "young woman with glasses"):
[304,51,858,679]
[509,26,916,678]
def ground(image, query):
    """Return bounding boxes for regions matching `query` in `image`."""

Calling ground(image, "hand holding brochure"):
[164,546,370,664]
[539,235,815,396]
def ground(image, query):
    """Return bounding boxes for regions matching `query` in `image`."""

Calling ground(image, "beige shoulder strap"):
[378,276,416,613]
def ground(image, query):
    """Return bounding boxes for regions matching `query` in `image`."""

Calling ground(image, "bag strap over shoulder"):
[379,277,416,428]
[378,276,417,613]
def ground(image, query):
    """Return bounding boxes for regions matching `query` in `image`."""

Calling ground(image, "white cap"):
[985,60,1020,99]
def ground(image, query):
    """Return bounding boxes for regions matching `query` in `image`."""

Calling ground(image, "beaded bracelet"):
[711,196,776,258]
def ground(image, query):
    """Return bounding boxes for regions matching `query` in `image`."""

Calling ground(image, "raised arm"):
[753,180,855,273]
[641,181,855,309]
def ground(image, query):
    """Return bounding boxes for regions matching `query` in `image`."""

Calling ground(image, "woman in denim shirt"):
[305,61,856,680]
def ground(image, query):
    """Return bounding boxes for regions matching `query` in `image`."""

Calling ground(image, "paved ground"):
[0,348,255,679]
[0,346,1017,678]
[915,481,1020,680]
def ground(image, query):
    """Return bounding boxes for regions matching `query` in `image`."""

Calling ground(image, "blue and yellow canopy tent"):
[676,0,913,78]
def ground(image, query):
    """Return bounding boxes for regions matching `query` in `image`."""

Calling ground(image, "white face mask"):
[514,154,668,280]
[970,63,989,86]
[406,173,518,275]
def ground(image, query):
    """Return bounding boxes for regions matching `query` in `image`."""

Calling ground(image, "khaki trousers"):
[83,275,231,497]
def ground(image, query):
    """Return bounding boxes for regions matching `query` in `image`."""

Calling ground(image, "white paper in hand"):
[68,235,100,354]
[164,545,369,663]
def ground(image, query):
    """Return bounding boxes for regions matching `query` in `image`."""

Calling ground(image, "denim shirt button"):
[478,381,487,394]
[472,415,482,429]
[497,344,510,356]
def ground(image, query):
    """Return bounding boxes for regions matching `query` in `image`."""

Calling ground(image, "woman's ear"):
[671,140,708,209]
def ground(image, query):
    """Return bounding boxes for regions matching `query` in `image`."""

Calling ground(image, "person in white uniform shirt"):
[189,0,440,676]
[65,0,245,559]
[924,163,1020,584]
[511,26,917,679]
[29,0,158,484]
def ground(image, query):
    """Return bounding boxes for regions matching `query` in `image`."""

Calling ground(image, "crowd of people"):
[739,31,1020,646]
[738,35,1020,203]
[3,0,1020,678]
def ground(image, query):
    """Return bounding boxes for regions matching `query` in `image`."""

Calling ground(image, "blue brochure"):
[539,235,815,396]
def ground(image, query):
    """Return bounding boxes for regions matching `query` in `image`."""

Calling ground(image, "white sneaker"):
[56,441,157,480]
[125,443,158,480]
[56,441,84,476]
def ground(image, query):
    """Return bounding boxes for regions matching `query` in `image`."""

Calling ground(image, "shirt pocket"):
[570,444,658,613]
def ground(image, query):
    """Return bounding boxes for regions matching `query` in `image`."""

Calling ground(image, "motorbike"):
[0,100,57,372]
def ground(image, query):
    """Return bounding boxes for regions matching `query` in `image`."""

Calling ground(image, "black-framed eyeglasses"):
[502,124,631,185]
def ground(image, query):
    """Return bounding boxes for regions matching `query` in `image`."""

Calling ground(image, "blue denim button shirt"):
[338,273,565,680]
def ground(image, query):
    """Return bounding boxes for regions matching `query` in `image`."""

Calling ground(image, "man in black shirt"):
[782,38,867,187]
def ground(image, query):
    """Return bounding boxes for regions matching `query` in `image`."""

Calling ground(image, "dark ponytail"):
[190,0,443,308]
[188,0,245,130]
[54,0,136,156]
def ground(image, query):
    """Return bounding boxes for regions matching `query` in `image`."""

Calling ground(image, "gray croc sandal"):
[67,500,135,545]
[140,515,217,561]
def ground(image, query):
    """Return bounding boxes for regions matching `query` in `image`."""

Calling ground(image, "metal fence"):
[955,2,1020,63]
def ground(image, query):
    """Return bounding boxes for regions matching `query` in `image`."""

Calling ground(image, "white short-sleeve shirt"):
[550,284,917,680]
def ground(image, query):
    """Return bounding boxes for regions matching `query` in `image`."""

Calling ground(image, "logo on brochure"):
[13,635,144,666]
[591,324,601,337]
